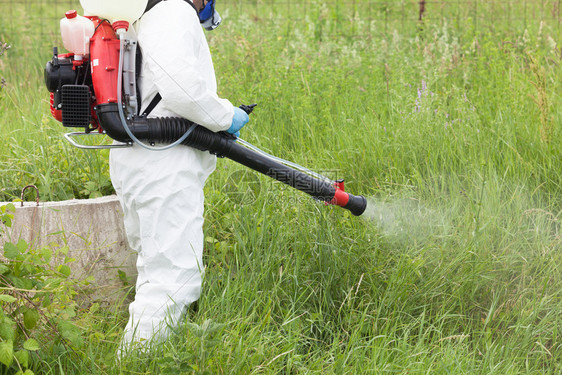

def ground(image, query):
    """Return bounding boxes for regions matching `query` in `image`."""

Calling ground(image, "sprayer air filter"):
[61,85,91,128]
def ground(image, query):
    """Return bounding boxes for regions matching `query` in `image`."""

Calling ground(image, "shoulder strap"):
[145,0,198,15]
[144,0,162,14]
[141,93,162,117]
[183,0,198,14]
[135,46,143,114]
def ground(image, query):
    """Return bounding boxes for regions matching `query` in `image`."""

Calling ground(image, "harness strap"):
[145,0,198,15]
[142,93,162,117]
[135,47,143,113]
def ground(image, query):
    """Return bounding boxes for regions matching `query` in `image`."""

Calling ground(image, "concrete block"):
[0,196,137,303]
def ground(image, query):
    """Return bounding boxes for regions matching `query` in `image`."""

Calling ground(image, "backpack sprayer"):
[44,11,367,216]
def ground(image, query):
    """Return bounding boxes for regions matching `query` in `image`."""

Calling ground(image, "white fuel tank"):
[79,0,149,23]
[60,10,95,58]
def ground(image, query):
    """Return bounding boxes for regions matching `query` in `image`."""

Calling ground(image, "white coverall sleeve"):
[137,0,234,132]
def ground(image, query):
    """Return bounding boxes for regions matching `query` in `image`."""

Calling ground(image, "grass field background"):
[1,0,561,373]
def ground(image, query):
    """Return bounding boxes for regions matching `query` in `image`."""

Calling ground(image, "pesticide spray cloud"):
[362,196,450,244]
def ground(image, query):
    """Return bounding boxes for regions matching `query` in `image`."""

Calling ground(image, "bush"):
[0,204,84,375]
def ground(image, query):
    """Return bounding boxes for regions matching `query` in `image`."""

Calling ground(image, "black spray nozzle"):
[344,194,368,216]
[240,103,257,115]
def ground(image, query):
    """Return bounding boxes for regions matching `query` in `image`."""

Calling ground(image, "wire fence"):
[0,0,561,42]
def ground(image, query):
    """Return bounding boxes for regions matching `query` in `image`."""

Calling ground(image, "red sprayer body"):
[88,17,121,106]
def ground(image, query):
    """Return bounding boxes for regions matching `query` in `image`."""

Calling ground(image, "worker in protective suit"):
[108,0,249,350]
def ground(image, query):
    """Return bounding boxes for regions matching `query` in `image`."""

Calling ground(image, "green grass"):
[1,0,562,373]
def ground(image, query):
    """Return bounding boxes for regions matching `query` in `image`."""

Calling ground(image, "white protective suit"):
[109,0,234,347]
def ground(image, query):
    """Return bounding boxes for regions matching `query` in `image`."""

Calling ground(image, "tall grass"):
[1,0,562,373]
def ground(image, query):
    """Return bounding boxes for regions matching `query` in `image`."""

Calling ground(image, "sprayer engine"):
[45,50,94,130]
[45,17,135,134]
[45,12,368,216]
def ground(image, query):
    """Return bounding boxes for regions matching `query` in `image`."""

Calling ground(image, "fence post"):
[523,0,527,30]
[419,0,426,21]
[457,0,461,32]
[508,0,511,30]
[474,0,478,36]
[385,2,388,35]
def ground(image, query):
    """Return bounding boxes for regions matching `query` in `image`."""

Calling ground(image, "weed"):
[527,51,554,144]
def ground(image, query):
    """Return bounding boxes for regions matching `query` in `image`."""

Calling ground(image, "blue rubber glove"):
[227,107,250,138]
